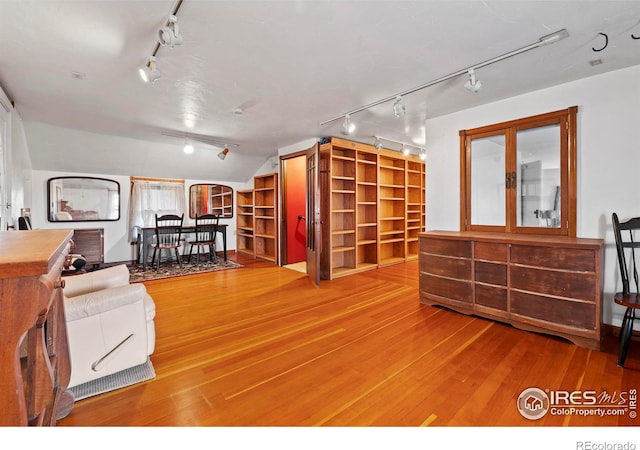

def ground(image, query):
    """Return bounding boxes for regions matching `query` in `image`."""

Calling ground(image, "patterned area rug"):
[69,358,155,401]
[128,258,244,283]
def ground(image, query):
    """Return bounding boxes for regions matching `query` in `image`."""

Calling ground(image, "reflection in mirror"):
[189,184,234,219]
[48,177,120,222]
[516,125,561,228]
[470,134,506,226]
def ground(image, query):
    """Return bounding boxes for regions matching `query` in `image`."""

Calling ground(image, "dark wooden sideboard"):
[0,229,74,425]
[418,231,605,350]
[71,228,104,269]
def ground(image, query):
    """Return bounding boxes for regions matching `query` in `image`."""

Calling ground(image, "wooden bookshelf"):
[236,189,254,257]
[253,173,278,263]
[378,150,406,267]
[320,137,425,279]
[406,158,426,260]
[356,148,378,272]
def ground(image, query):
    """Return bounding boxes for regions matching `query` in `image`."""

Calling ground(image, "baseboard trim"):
[602,323,640,341]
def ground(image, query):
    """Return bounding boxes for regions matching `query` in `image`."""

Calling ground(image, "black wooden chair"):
[151,213,184,270]
[188,214,219,265]
[612,212,640,367]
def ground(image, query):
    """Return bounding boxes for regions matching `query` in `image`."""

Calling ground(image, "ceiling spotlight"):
[342,114,355,135]
[183,140,194,155]
[139,56,161,83]
[217,147,229,160]
[419,149,426,160]
[464,69,481,93]
[373,136,382,150]
[158,15,183,48]
[139,56,160,83]
[393,96,406,117]
[402,144,410,156]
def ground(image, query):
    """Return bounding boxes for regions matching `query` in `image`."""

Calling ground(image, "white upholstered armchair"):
[62,264,156,388]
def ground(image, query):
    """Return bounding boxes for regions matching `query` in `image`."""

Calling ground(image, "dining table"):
[136,223,228,270]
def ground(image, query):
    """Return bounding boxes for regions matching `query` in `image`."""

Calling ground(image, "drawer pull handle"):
[54,279,65,289]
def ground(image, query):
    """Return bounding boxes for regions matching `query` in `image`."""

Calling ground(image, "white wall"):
[32,169,245,263]
[424,64,640,327]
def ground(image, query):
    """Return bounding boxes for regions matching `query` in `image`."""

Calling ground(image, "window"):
[128,177,185,241]
[459,106,577,236]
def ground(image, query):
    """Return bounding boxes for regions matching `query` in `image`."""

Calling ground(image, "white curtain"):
[128,179,185,241]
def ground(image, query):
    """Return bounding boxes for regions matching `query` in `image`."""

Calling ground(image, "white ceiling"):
[1,1,640,182]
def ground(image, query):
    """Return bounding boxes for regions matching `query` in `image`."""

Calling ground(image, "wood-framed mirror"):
[48,176,120,222]
[189,184,234,219]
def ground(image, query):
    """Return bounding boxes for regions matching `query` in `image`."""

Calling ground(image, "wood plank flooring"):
[58,254,640,427]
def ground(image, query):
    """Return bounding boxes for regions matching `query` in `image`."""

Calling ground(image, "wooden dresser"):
[419,231,605,350]
[72,228,104,269]
[0,229,74,425]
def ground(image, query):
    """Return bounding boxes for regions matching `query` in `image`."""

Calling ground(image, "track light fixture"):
[464,69,482,93]
[342,114,355,135]
[139,56,161,83]
[320,28,569,126]
[183,140,194,154]
[158,14,183,48]
[217,147,230,160]
[393,96,406,117]
[373,135,425,157]
[138,0,184,83]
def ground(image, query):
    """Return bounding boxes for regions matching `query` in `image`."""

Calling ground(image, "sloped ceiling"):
[1,1,639,182]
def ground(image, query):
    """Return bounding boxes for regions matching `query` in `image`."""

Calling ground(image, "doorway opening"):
[280,152,307,273]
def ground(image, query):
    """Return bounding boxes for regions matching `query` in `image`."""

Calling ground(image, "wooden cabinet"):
[0,229,74,425]
[320,137,425,279]
[237,173,278,263]
[236,189,255,257]
[72,228,104,269]
[419,231,604,350]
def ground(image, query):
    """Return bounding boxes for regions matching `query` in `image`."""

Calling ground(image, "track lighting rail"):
[319,29,569,126]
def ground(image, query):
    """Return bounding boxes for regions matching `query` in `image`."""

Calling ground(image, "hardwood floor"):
[58,254,640,427]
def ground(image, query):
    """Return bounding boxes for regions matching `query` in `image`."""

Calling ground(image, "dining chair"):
[188,214,219,265]
[151,213,184,270]
[612,212,640,367]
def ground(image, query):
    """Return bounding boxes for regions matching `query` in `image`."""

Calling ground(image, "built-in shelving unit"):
[253,173,278,263]
[378,150,406,267]
[320,137,425,279]
[236,189,254,257]
[356,149,378,272]
[330,147,357,277]
[406,159,425,260]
